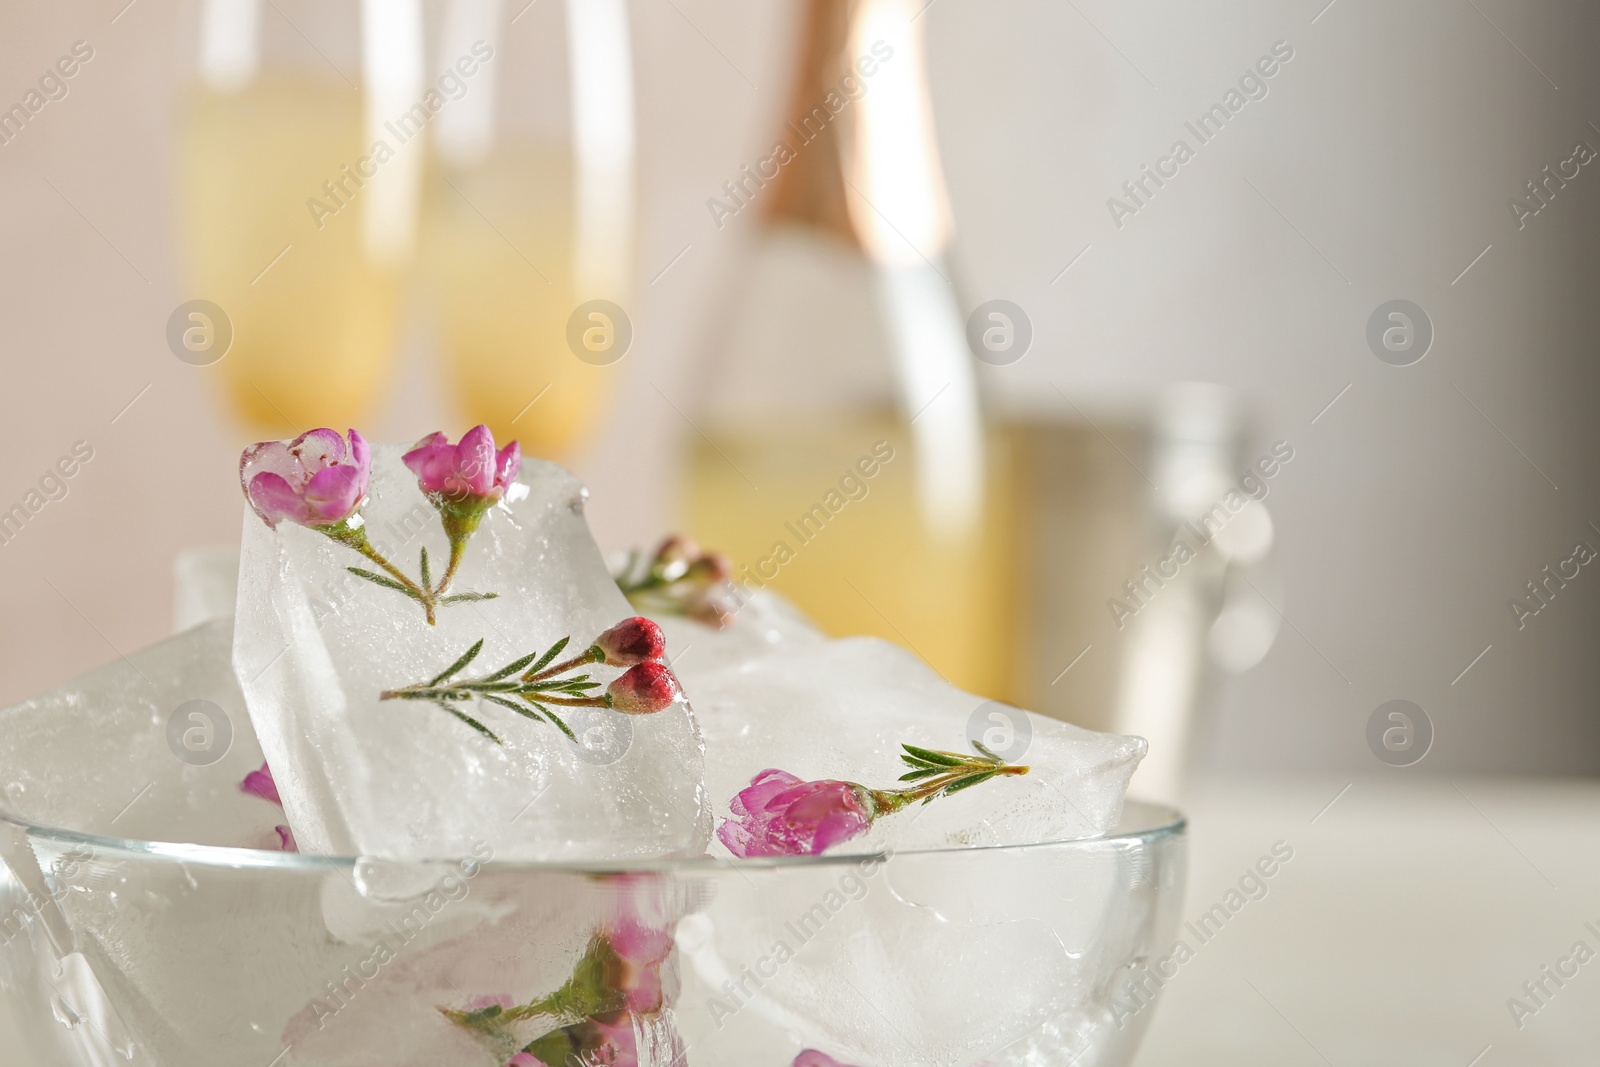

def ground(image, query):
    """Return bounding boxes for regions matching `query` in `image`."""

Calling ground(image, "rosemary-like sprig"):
[866,741,1030,815]
[379,636,621,744]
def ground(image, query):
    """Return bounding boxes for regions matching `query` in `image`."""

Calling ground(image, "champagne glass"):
[421,0,635,455]
[179,0,420,432]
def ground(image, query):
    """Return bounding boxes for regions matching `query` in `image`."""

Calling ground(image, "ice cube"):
[673,812,1167,1067]
[652,586,826,674]
[232,448,709,860]
[173,546,241,633]
[664,603,1143,852]
[0,618,282,850]
[674,850,1080,1067]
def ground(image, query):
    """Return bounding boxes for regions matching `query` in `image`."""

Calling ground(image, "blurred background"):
[2,0,1596,782]
[2,0,1599,1060]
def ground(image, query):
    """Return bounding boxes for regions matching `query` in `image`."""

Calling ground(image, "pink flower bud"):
[716,770,873,857]
[274,825,299,853]
[684,553,732,584]
[607,661,680,715]
[240,428,371,530]
[594,617,666,666]
[402,424,521,506]
[652,535,700,579]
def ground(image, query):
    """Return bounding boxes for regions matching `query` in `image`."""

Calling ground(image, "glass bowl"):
[0,801,1183,1067]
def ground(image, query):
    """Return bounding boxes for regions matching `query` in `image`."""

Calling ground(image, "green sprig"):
[380,636,613,743]
[870,741,1029,814]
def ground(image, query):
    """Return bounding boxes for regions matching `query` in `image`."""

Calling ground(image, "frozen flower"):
[403,425,521,509]
[239,763,297,853]
[718,744,1031,858]
[239,762,281,806]
[523,1012,638,1067]
[717,770,873,858]
[606,918,675,1015]
[594,617,666,667]
[606,662,680,715]
[614,535,736,628]
[396,425,520,613]
[436,882,687,1067]
[382,626,684,742]
[794,1052,861,1067]
[240,426,508,624]
[240,428,371,530]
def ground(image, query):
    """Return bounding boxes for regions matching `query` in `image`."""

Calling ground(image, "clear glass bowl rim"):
[0,801,1185,875]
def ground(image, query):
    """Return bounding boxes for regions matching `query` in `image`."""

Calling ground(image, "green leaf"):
[541,708,577,743]
[901,745,963,768]
[481,651,542,683]
[433,701,501,744]
[970,740,1004,765]
[347,567,421,599]
[938,770,999,799]
[461,681,522,695]
[525,636,570,676]
[483,693,545,723]
[897,768,944,783]
[524,675,593,692]
[429,639,484,686]
[440,592,498,604]
[419,546,432,590]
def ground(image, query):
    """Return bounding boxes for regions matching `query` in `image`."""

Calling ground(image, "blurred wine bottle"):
[686,0,1016,698]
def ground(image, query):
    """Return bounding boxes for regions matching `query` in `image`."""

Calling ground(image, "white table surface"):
[1132,775,1600,1066]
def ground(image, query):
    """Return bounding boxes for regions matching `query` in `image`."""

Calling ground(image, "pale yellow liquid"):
[179,79,401,431]
[687,417,1019,701]
[423,144,614,457]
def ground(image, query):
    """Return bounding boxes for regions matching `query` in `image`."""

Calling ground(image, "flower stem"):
[524,646,603,682]
[535,693,610,708]
[327,523,438,624]
[870,764,1028,814]
[433,535,468,600]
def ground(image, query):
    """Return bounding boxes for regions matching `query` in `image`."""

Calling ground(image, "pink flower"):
[241,763,297,852]
[402,425,520,505]
[595,617,666,667]
[240,428,371,530]
[607,919,675,1015]
[794,1052,861,1067]
[716,770,873,857]
[606,662,680,715]
[239,762,281,806]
